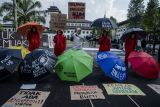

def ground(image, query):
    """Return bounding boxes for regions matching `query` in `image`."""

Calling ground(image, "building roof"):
[67,19,92,23]
[46,6,61,13]
[117,19,129,26]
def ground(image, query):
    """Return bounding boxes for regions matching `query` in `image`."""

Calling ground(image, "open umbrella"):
[19,49,56,82]
[120,28,147,41]
[9,46,30,59]
[55,50,93,82]
[17,22,46,36]
[91,17,118,29]
[0,66,11,81]
[96,52,127,82]
[0,47,22,72]
[128,51,160,79]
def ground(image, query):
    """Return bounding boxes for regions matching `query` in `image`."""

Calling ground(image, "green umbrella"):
[55,50,93,82]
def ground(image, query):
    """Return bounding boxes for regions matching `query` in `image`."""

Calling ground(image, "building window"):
[83,31,85,34]
[71,23,74,26]
[86,31,89,34]
[67,31,70,33]
[8,29,11,32]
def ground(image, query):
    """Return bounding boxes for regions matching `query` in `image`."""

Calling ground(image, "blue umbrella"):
[121,28,147,41]
[91,17,118,29]
[0,47,22,72]
[96,52,127,82]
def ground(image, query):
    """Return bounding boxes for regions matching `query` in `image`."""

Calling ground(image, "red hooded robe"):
[53,34,66,56]
[125,37,137,66]
[98,35,111,52]
[27,31,40,51]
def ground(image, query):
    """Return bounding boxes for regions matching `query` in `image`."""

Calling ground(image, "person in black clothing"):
[141,39,147,51]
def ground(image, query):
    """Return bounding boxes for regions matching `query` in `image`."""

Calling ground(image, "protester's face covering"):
[31,27,37,32]
[131,34,135,39]
[57,30,63,35]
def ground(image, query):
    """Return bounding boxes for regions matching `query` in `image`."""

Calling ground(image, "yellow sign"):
[103,83,145,96]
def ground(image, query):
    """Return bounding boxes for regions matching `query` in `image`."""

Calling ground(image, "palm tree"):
[0,0,45,26]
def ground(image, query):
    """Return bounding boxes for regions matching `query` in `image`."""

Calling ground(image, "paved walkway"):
[0,48,160,107]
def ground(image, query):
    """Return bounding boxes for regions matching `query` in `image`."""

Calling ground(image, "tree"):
[0,23,3,31]
[143,0,159,53]
[127,0,145,28]
[110,16,117,23]
[143,0,159,31]
[0,0,45,26]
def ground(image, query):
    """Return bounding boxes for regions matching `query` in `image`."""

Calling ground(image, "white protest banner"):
[103,83,145,96]
[2,90,50,107]
[148,84,160,94]
[70,85,105,100]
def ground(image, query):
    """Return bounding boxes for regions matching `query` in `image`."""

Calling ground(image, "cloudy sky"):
[38,0,149,22]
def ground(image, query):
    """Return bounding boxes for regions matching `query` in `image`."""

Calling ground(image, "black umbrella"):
[19,49,57,82]
[91,17,118,29]
[120,28,147,42]
[0,48,22,73]
[0,66,11,81]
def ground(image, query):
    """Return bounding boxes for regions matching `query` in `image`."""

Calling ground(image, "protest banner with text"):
[68,2,85,20]
[70,85,105,100]
[2,90,50,107]
[103,83,145,96]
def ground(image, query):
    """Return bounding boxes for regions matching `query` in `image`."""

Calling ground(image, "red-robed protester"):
[53,30,66,56]
[125,34,137,66]
[27,27,40,51]
[98,30,111,52]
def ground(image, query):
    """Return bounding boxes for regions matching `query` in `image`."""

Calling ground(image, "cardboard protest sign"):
[103,83,145,96]
[2,90,50,107]
[50,13,67,31]
[68,2,85,20]
[70,85,105,100]
[148,84,160,94]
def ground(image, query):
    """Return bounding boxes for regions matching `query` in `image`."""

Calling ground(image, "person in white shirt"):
[72,28,84,50]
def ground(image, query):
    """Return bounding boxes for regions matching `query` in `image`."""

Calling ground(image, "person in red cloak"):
[98,30,111,52]
[27,26,40,51]
[53,30,66,56]
[125,33,137,67]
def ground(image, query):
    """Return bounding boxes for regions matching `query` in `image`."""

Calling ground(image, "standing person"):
[125,33,137,66]
[98,30,111,52]
[141,39,146,51]
[53,30,66,56]
[27,26,40,51]
[72,28,84,50]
